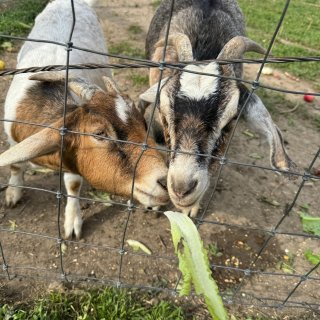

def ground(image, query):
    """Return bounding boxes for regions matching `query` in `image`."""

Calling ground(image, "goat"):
[139,0,296,217]
[1,0,169,239]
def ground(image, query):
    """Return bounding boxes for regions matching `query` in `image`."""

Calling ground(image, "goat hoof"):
[190,206,200,218]
[75,232,82,241]
[64,233,73,241]
[5,187,22,208]
[181,205,199,218]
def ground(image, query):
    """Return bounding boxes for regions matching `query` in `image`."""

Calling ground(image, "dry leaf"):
[127,239,152,255]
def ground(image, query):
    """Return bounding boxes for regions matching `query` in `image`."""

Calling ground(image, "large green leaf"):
[300,213,320,236]
[164,211,228,320]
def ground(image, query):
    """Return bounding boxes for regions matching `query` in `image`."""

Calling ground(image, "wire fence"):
[0,0,320,317]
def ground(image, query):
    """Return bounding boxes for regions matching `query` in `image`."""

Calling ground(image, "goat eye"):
[93,131,107,141]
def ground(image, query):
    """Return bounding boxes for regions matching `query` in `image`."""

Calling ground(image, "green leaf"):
[88,190,112,207]
[280,262,294,274]
[126,239,152,255]
[248,153,263,160]
[300,213,320,236]
[17,21,32,29]
[1,41,13,49]
[164,211,228,320]
[258,196,280,207]
[242,129,256,138]
[305,249,320,266]
[9,219,17,231]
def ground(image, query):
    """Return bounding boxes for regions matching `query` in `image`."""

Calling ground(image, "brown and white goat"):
[1,0,169,239]
[139,0,296,216]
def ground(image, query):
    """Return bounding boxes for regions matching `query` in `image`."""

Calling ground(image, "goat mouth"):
[170,179,210,209]
[172,197,199,209]
[135,187,169,204]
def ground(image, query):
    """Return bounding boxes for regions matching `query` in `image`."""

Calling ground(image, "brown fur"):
[11,82,167,200]
[69,180,81,193]
[10,164,21,174]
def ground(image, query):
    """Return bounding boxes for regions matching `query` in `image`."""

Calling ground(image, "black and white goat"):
[139,0,295,216]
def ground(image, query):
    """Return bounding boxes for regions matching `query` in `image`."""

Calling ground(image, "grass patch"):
[128,24,143,35]
[151,0,162,9]
[130,73,149,86]
[0,287,186,320]
[109,41,144,58]
[238,0,320,84]
[0,0,48,47]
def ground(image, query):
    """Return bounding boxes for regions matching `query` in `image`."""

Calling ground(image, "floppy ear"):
[30,72,103,101]
[0,126,61,167]
[102,76,120,94]
[138,77,169,114]
[239,84,297,176]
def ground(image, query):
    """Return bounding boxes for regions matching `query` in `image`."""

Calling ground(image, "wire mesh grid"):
[0,0,320,317]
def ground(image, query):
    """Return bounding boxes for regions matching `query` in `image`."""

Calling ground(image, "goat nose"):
[172,179,198,199]
[157,177,168,191]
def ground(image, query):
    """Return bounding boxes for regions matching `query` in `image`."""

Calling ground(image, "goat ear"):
[102,76,120,94]
[240,86,297,176]
[138,77,169,105]
[0,127,61,167]
[30,73,103,102]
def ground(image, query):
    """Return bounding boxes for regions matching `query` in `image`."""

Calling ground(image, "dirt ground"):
[0,0,320,319]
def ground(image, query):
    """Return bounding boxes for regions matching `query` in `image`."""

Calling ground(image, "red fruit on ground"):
[303,95,314,102]
[314,167,320,177]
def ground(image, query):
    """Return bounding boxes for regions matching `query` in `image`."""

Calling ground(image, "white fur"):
[168,154,209,213]
[3,0,110,238]
[179,63,220,100]
[64,173,83,239]
[115,95,129,122]
[4,0,110,143]
[5,163,26,207]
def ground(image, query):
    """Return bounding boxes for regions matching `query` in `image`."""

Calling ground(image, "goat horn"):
[67,79,102,101]
[155,32,193,61]
[29,72,101,101]
[29,71,64,81]
[217,36,267,60]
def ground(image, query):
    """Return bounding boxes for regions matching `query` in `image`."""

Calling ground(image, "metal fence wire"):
[0,0,320,317]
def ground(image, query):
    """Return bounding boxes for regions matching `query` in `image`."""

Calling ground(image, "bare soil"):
[0,1,320,319]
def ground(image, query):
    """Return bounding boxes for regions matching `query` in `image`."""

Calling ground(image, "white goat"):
[1,0,169,239]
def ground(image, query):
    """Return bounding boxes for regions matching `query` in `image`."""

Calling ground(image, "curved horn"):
[155,32,193,61]
[29,72,101,101]
[67,79,102,101]
[29,71,64,82]
[217,36,267,60]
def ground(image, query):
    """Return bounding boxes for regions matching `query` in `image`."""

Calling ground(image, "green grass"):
[314,116,320,130]
[128,24,143,35]
[0,0,48,47]
[151,0,162,9]
[109,41,145,58]
[0,287,186,320]
[130,73,149,86]
[238,0,320,84]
